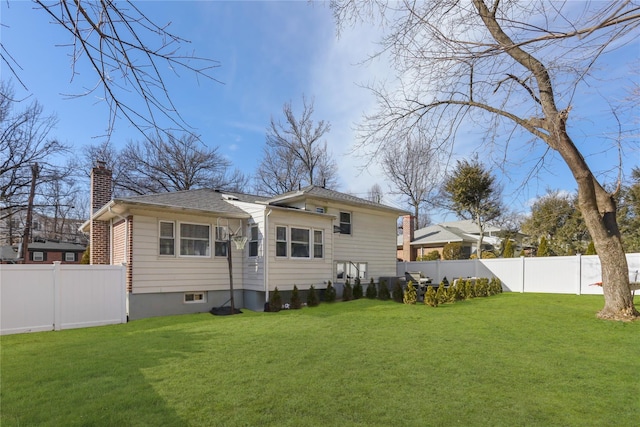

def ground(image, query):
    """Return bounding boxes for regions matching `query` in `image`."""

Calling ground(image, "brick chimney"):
[90,161,112,265]
[402,214,415,262]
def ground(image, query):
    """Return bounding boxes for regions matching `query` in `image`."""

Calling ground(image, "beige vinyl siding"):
[265,209,333,291]
[112,219,126,265]
[229,201,266,292]
[129,210,244,294]
[328,204,399,281]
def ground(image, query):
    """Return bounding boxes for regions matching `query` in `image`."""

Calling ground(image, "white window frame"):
[290,227,311,258]
[159,221,176,256]
[33,251,44,262]
[248,225,259,257]
[184,292,206,304]
[335,261,367,281]
[276,226,287,258]
[179,222,211,257]
[214,226,228,257]
[314,229,324,259]
[64,252,76,262]
[339,211,352,235]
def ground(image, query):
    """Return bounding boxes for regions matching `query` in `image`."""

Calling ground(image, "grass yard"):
[1,293,639,426]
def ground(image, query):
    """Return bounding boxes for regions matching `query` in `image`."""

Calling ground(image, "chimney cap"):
[96,160,107,168]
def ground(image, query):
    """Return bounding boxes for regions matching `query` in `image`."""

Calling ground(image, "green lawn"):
[1,294,639,426]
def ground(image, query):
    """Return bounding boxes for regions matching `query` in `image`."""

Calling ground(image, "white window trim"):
[290,226,311,259]
[248,225,259,258]
[64,252,76,262]
[184,292,206,304]
[275,225,288,258]
[178,221,211,258]
[314,229,324,259]
[159,220,176,257]
[335,261,368,281]
[33,251,44,262]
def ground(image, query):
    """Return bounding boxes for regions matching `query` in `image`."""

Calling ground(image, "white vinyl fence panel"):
[1,262,126,335]
[398,253,640,295]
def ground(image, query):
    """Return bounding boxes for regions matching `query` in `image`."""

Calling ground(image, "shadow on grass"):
[0,321,212,426]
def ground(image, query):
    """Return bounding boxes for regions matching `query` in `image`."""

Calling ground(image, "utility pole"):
[20,163,39,264]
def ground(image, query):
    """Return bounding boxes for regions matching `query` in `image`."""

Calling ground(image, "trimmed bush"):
[269,287,282,312]
[343,279,353,302]
[353,277,363,300]
[80,245,90,264]
[403,281,417,304]
[366,278,377,299]
[463,279,473,299]
[443,242,464,260]
[586,241,597,255]
[392,279,404,303]
[307,285,319,307]
[378,279,390,301]
[435,284,447,305]
[290,285,302,309]
[424,285,438,307]
[503,239,514,258]
[325,281,336,303]
[489,277,503,295]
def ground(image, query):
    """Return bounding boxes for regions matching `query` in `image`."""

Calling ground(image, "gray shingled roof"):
[397,224,473,246]
[267,185,408,214]
[116,188,269,216]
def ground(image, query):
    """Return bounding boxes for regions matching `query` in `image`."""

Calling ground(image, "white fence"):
[397,253,640,295]
[0,262,126,335]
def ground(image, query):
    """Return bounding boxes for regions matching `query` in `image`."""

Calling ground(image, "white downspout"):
[264,209,272,306]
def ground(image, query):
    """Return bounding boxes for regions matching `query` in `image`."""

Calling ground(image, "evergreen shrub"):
[343,279,353,302]
[403,281,417,304]
[325,281,336,302]
[366,278,377,299]
[392,279,404,303]
[307,285,319,307]
[424,285,438,307]
[435,284,447,305]
[353,277,363,299]
[290,285,302,309]
[378,279,390,301]
[269,287,282,312]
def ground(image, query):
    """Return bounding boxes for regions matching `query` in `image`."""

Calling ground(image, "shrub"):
[290,285,302,309]
[475,278,489,297]
[269,287,282,312]
[80,245,90,264]
[378,279,390,301]
[435,284,448,305]
[392,279,404,303]
[470,250,497,259]
[403,281,417,304]
[424,285,438,307]
[366,278,377,299]
[307,285,319,307]
[443,242,464,260]
[586,241,597,255]
[537,236,550,257]
[448,280,463,302]
[489,277,503,295]
[342,279,353,302]
[503,239,514,258]
[463,279,473,299]
[325,281,336,303]
[353,277,363,300]
[417,250,441,261]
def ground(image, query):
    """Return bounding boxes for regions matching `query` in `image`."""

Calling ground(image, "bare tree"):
[381,138,439,230]
[367,183,383,203]
[118,132,247,195]
[255,96,338,195]
[0,81,69,221]
[333,1,640,320]
[2,2,221,139]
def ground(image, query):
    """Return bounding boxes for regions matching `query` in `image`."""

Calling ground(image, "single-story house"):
[0,240,86,264]
[398,216,516,261]
[83,163,408,319]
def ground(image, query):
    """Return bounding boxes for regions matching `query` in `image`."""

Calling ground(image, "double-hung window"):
[276,226,287,257]
[314,230,324,258]
[290,227,310,258]
[180,223,210,256]
[159,221,175,256]
[249,225,259,257]
[339,212,352,235]
[214,226,228,257]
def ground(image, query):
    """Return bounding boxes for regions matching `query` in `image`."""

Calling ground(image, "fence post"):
[576,254,582,295]
[53,261,61,331]
[520,256,526,293]
[120,263,128,323]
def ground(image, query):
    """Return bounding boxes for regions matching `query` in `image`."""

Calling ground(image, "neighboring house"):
[1,211,87,245]
[398,216,518,261]
[82,163,408,319]
[0,240,86,264]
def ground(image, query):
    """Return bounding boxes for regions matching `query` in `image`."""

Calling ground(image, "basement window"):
[184,292,206,304]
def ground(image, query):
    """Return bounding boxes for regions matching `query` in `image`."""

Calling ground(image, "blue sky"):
[2,1,638,223]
